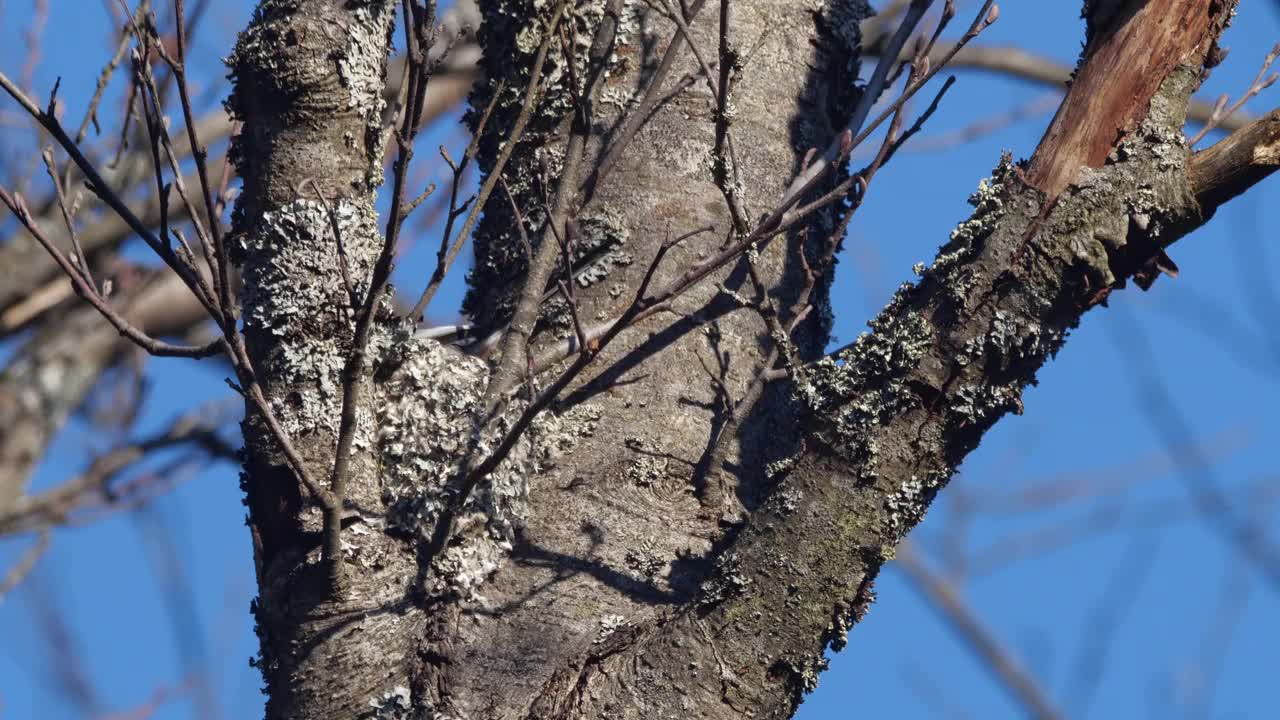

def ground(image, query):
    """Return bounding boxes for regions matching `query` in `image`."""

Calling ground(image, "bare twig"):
[40,146,92,284]
[777,0,939,209]
[75,1,151,145]
[325,0,444,590]
[425,221,701,567]
[0,68,219,317]
[897,543,1066,720]
[0,10,332,539]
[0,533,50,604]
[0,409,238,537]
[1189,42,1280,147]
[482,0,623,407]
[159,0,237,331]
[0,186,222,358]
[579,0,708,201]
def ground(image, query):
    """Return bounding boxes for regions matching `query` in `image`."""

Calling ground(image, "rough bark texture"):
[219,0,1259,718]
[225,1,415,717]
[438,0,866,716]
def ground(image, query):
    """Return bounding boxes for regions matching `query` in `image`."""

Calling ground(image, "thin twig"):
[0,68,219,318]
[0,186,222,358]
[40,146,92,285]
[424,222,700,569]
[1189,42,1280,147]
[323,0,443,590]
[159,0,237,332]
[897,543,1067,720]
[0,533,50,604]
[579,0,708,202]
[482,0,623,408]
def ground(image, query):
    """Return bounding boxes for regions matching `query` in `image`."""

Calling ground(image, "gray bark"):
[219,0,1260,718]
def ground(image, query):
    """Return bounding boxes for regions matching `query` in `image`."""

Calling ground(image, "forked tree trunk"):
[224,1,1262,718]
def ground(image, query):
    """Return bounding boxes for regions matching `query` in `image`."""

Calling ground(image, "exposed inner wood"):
[1026,0,1220,197]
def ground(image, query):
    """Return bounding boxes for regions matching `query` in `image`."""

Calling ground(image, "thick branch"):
[1026,0,1223,197]
[519,3,1256,718]
[1189,107,1280,211]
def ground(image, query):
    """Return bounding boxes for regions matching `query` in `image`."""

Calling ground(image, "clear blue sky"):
[2,2,1278,718]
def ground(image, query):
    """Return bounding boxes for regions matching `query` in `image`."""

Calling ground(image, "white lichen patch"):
[543,402,602,459]
[594,613,631,644]
[776,487,804,514]
[226,0,395,191]
[488,0,628,114]
[377,334,511,596]
[624,538,666,580]
[239,198,383,440]
[568,213,633,288]
[369,685,412,719]
[335,2,395,114]
[924,155,1014,291]
[982,308,1064,370]
[599,84,638,111]
[776,653,830,697]
[341,1,396,184]
[621,434,674,488]
[625,455,669,487]
[376,331,596,596]
[699,552,752,605]
[885,472,944,534]
[465,0,649,323]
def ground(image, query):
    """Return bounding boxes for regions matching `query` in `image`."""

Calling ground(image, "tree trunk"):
[222,0,1266,718]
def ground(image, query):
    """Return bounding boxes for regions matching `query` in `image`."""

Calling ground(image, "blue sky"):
[1,1,1278,718]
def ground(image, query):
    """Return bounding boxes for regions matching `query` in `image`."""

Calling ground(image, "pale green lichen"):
[594,613,631,644]
[884,474,923,533]
[225,0,396,190]
[774,654,829,697]
[764,453,800,482]
[776,487,804,515]
[377,330,598,597]
[464,0,641,327]
[536,211,633,334]
[699,551,751,606]
[921,154,1015,306]
[795,282,931,473]
[377,334,521,597]
[238,198,385,444]
[979,307,1064,370]
[336,2,396,177]
[568,213,634,287]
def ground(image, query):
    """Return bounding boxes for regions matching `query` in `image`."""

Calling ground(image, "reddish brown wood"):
[1025,0,1225,198]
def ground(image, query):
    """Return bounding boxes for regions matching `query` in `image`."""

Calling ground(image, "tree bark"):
[226,2,418,717]
[220,0,1272,718]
